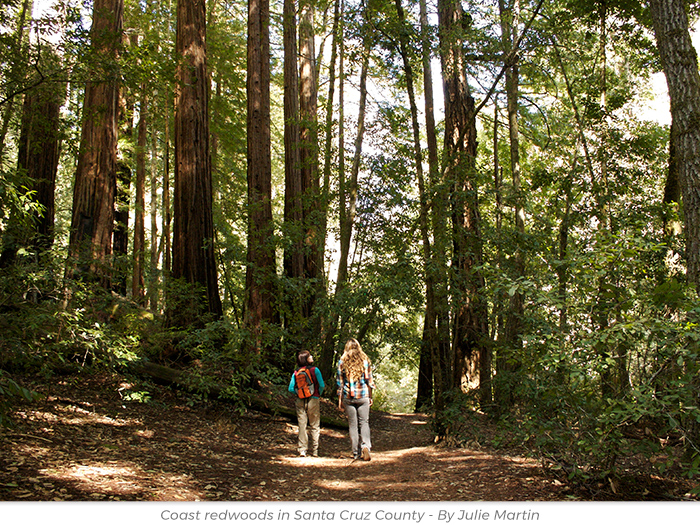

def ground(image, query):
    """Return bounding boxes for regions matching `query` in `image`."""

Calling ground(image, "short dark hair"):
[297,351,311,367]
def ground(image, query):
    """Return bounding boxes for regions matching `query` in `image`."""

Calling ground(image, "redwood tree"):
[282,0,305,346]
[299,0,321,320]
[245,0,277,350]
[437,0,489,401]
[171,0,223,326]
[67,0,124,287]
[0,74,64,267]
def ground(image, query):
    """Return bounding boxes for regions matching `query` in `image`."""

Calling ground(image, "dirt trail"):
[0,374,571,501]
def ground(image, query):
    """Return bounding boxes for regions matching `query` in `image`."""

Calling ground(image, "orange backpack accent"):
[294,367,316,399]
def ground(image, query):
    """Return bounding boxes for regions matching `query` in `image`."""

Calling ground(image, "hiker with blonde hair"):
[336,338,376,461]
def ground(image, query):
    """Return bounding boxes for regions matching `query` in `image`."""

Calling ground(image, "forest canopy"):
[2,0,700,489]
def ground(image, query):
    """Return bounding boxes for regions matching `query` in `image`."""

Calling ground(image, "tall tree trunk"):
[649,0,700,291]
[113,32,138,296]
[319,0,345,382]
[393,0,434,411]
[491,99,506,402]
[282,0,304,349]
[420,0,452,417]
[67,0,124,288]
[0,0,31,165]
[133,92,147,305]
[171,0,223,327]
[649,0,700,456]
[0,74,64,267]
[438,0,488,396]
[245,0,276,350]
[323,19,370,362]
[299,0,321,323]
[149,115,160,311]
[319,0,341,277]
[163,91,172,278]
[497,0,524,408]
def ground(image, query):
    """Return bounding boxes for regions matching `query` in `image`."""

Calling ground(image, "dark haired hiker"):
[288,351,325,457]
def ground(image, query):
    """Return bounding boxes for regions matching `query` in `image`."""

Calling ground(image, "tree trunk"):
[337,35,368,298]
[299,0,321,322]
[132,92,147,306]
[663,119,682,238]
[245,0,276,350]
[113,33,137,296]
[322,18,369,371]
[67,0,124,289]
[393,0,434,412]
[0,76,64,267]
[171,0,223,327]
[132,361,348,428]
[0,0,31,165]
[438,0,488,396]
[497,0,524,409]
[113,164,131,295]
[149,115,160,311]
[649,0,700,291]
[420,0,452,418]
[163,91,172,278]
[319,0,341,278]
[649,0,700,456]
[24,85,62,251]
[282,0,304,344]
[319,0,345,383]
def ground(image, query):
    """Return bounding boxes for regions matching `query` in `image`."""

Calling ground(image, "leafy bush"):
[0,371,38,427]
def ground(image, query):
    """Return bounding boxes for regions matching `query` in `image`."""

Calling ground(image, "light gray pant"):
[295,397,320,455]
[343,397,371,457]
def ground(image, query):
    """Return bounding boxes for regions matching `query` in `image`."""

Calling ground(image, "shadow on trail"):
[0,376,570,501]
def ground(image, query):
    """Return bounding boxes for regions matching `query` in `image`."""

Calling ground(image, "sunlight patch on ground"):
[30,404,135,428]
[62,464,136,478]
[277,455,356,467]
[377,446,432,459]
[40,460,204,500]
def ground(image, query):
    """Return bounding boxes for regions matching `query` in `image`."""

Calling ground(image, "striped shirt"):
[337,359,375,399]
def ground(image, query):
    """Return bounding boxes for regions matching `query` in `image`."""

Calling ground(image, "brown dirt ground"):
[0,372,693,501]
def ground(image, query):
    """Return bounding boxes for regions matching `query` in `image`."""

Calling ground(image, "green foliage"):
[0,254,146,378]
[0,370,38,427]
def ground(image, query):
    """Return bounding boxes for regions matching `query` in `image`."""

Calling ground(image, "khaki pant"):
[295,397,320,456]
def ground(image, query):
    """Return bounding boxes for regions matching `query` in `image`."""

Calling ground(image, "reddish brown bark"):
[438,0,488,395]
[19,85,63,249]
[67,0,124,287]
[0,78,64,267]
[245,0,276,349]
[283,0,304,306]
[171,0,222,325]
[299,0,321,315]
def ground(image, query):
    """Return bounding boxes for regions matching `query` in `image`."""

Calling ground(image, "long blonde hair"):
[340,338,370,382]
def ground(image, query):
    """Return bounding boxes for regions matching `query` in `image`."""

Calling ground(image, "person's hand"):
[369,398,373,406]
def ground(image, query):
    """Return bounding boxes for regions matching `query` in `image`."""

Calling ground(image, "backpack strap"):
[307,366,320,397]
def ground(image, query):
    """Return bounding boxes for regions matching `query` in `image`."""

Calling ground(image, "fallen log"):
[130,360,348,429]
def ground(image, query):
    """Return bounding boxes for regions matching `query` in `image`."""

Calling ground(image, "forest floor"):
[0,372,695,502]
